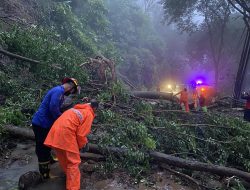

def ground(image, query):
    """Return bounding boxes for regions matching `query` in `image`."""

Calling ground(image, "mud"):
[0,140,36,190]
[0,140,193,190]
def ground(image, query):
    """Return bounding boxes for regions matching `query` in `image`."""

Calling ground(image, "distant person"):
[192,88,199,111]
[199,92,207,112]
[32,77,80,179]
[241,91,250,121]
[175,88,189,112]
[44,100,98,190]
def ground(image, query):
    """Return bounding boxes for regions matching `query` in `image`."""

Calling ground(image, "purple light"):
[196,80,203,85]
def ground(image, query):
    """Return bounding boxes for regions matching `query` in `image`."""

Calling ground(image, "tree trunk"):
[132,91,178,101]
[233,29,250,99]
[0,48,40,64]
[149,151,250,182]
[3,125,250,182]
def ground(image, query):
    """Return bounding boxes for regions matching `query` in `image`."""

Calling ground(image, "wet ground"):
[0,140,193,190]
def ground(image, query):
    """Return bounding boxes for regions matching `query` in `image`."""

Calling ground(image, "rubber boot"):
[39,161,50,179]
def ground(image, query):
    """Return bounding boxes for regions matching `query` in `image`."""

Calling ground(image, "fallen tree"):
[132,91,178,102]
[3,125,250,182]
[0,48,40,64]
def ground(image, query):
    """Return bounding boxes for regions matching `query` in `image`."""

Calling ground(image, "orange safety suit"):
[44,104,95,190]
[180,90,189,112]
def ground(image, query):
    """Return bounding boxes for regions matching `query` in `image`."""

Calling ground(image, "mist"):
[109,0,245,95]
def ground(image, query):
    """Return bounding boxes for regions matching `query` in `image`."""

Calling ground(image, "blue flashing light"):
[196,80,203,85]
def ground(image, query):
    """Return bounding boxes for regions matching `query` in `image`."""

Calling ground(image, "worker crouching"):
[44,99,98,190]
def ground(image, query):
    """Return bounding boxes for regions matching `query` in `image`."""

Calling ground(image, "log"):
[3,125,250,182]
[132,91,178,101]
[0,48,40,64]
[149,151,250,182]
[3,125,35,140]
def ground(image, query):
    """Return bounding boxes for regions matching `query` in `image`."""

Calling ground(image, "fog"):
[110,0,245,95]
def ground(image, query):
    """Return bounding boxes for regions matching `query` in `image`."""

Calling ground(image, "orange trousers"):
[180,100,190,112]
[54,148,81,190]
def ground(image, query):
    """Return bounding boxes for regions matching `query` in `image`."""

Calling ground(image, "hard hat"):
[62,77,80,94]
[62,77,78,86]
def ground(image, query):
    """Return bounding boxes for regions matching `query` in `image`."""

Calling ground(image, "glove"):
[80,143,89,153]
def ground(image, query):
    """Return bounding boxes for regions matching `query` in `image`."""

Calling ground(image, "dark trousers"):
[244,109,250,122]
[32,124,51,162]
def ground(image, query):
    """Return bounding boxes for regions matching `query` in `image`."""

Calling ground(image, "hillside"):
[0,1,250,190]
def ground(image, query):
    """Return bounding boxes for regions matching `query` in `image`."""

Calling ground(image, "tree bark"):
[132,91,178,101]
[3,125,250,182]
[0,48,40,64]
[149,151,250,182]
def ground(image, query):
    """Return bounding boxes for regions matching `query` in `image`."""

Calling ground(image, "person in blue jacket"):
[32,77,79,179]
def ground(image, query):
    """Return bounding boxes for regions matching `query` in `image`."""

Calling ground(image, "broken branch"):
[0,48,40,64]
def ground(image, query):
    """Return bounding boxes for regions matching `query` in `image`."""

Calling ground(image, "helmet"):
[62,77,80,94]
[62,77,78,86]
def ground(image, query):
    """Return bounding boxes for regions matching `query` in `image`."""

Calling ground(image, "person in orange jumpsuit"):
[44,99,98,190]
[175,88,189,112]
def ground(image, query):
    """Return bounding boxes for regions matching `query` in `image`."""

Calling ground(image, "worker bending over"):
[32,77,79,179]
[44,99,98,190]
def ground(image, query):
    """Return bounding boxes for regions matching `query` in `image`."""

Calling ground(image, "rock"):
[18,171,43,190]
[81,163,96,173]
[206,179,223,189]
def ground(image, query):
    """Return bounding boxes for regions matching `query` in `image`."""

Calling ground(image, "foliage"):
[0,107,27,126]
[134,101,154,125]
[231,180,246,190]
[2,27,88,80]
[150,112,250,172]
[112,82,130,103]
[97,107,156,178]
[0,0,249,187]
[48,3,97,55]
[105,0,162,89]
[0,27,90,113]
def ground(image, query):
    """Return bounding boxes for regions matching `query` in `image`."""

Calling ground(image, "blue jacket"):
[32,86,64,129]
